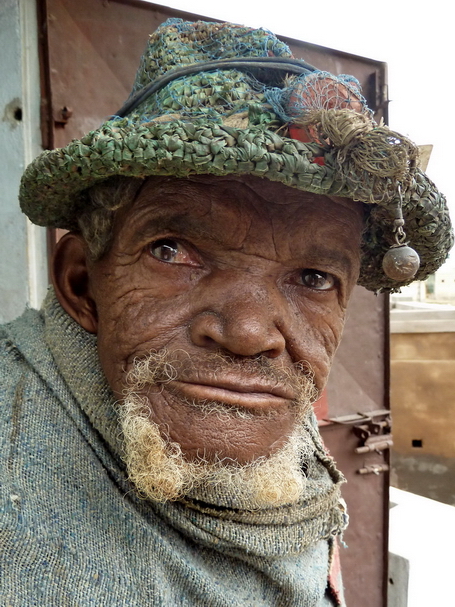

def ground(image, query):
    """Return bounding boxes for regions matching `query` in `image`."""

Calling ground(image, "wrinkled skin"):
[54,175,363,464]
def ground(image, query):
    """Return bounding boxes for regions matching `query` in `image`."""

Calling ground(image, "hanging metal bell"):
[382,244,420,281]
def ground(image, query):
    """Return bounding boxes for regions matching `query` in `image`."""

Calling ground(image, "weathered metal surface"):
[321,413,390,607]
[388,551,410,607]
[327,286,389,418]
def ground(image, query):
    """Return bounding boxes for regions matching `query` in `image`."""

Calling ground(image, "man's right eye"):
[149,239,179,262]
[148,238,200,266]
[299,269,338,291]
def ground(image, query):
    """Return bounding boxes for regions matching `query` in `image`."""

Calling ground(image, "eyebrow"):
[301,246,356,278]
[129,211,212,244]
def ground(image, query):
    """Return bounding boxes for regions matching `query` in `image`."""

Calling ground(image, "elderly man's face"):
[76,175,363,467]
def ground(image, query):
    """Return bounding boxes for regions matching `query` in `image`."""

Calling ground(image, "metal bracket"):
[325,410,393,475]
[53,105,73,126]
[358,464,390,476]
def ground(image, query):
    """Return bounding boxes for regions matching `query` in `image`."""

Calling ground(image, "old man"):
[1,18,452,606]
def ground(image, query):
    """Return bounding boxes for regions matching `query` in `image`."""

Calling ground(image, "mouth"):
[156,375,296,411]
[124,358,313,463]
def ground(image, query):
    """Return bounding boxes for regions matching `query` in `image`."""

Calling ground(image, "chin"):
[119,389,315,508]
[118,348,318,506]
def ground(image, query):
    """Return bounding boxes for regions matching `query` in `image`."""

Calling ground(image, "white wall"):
[0,0,48,323]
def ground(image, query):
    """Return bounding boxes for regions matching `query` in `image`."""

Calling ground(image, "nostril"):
[192,333,220,349]
[189,308,287,357]
[189,312,225,349]
[262,344,285,359]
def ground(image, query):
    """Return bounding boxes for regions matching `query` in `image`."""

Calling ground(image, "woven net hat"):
[20,18,453,291]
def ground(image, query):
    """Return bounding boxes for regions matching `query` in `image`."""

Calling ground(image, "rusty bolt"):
[60,106,73,122]
[54,106,73,125]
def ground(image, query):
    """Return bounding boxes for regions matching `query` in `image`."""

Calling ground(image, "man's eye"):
[148,238,194,265]
[300,269,337,291]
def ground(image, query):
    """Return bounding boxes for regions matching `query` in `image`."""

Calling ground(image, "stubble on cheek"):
[95,289,187,395]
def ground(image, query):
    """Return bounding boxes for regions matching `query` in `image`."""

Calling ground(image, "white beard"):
[118,351,318,509]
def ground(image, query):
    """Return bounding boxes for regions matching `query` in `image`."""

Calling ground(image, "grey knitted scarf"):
[0,289,347,605]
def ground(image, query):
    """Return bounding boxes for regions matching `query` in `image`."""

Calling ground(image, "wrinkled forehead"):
[187,174,364,211]
[115,174,364,264]
[127,174,365,223]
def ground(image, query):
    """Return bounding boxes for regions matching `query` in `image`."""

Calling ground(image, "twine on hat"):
[296,109,419,204]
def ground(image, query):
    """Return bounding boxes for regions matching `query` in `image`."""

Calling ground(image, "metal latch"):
[325,410,393,475]
[358,464,390,475]
[352,414,393,454]
[352,412,392,475]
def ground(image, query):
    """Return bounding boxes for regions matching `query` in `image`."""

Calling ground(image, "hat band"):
[116,56,317,118]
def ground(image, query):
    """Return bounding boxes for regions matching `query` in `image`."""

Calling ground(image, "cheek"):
[93,276,194,392]
[289,299,346,390]
[93,255,194,324]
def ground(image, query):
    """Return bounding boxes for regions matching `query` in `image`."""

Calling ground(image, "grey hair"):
[77,176,144,260]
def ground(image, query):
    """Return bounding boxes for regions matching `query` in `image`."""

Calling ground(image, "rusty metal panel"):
[327,287,389,418]
[39,0,173,149]
[37,2,390,604]
[323,288,389,607]
[321,416,390,607]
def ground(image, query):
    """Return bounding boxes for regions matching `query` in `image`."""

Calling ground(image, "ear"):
[52,232,98,334]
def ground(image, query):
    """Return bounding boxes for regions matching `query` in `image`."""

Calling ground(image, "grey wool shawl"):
[0,290,346,606]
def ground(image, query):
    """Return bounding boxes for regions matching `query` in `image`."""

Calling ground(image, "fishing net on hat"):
[127,19,293,126]
[280,72,370,121]
[130,69,281,127]
[266,71,418,204]
[132,19,292,86]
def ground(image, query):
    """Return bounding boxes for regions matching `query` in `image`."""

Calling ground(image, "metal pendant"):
[382,244,420,281]
[382,184,420,282]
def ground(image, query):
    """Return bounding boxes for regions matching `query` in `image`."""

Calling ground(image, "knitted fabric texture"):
[19,18,453,292]
[0,291,347,606]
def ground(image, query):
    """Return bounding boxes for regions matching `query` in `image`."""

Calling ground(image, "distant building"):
[429,261,455,303]
[391,255,455,305]
[390,275,455,506]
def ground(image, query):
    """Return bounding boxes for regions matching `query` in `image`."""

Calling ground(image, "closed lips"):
[164,377,296,409]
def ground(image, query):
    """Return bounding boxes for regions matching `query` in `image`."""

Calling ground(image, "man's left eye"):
[300,269,337,291]
[148,238,197,265]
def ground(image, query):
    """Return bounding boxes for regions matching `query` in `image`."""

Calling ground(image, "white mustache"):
[124,349,317,403]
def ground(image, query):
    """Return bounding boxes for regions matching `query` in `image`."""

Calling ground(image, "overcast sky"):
[150,0,454,263]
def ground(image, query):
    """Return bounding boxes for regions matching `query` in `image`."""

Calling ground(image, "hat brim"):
[19,118,453,292]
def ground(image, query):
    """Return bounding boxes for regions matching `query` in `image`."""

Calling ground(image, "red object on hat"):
[287,73,365,166]
[288,125,325,165]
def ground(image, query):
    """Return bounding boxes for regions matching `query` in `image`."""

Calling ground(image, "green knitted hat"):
[20,18,453,292]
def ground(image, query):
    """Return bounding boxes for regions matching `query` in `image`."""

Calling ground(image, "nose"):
[189,273,288,358]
